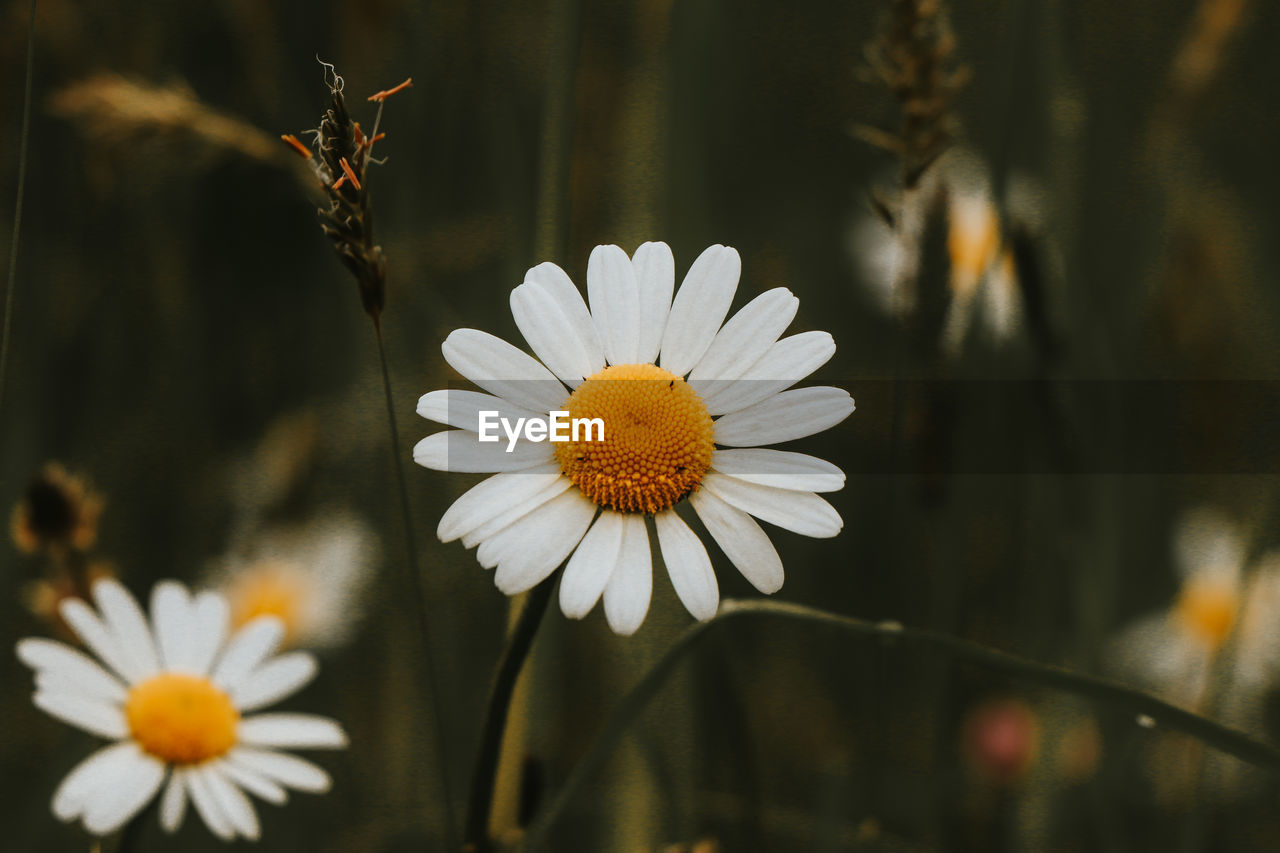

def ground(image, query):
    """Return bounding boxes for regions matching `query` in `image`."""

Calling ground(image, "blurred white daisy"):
[210,512,377,650]
[415,242,854,635]
[1110,508,1249,709]
[16,578,347,840]
[848,152,1024,356]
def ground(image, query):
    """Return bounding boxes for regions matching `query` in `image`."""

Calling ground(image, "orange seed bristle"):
[368,77,413,102]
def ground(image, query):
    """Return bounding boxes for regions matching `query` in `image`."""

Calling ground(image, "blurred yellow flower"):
[211,513,377,650]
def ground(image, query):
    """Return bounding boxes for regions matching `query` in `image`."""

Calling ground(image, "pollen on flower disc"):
[125,673,240,764]
[554,363,715,514]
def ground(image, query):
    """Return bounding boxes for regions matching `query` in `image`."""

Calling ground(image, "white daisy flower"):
[210,512,377,650]
[847,152,1025,355]
[16,578,348,840]
[1110,508,1248,709]
[415,241,854,635]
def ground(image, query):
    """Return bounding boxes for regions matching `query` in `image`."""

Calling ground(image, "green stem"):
[0,0,37,415]
[532,0,583,263]
[522,598,1280,851]
[374,326,459,849]
[112,797,157,853]
[464,573,558,851]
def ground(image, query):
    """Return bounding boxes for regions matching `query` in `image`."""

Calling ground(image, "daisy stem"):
[373,325,460,849]
[112,798,157,853]
[463,572,557,851]
[522,598,1280,851]
[0,0,37,417]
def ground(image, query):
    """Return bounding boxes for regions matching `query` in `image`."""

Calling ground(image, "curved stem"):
[374,326,459,849]
[464,573,558,851]
[0,0,37,416]
[522,598,1280,851]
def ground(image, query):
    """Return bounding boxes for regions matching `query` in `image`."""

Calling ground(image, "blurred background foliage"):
[2,0,1280,850]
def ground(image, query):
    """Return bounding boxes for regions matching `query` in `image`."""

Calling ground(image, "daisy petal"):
[524,261,606,370]
[82,749,165,836]
[436,463,565,543]
[688,287,798,385]
[57,598,135,684]
[94,579,161,681]
[559,512,625,619]
[230,652,318,712]
[709,448,845,492]
[632,241,675,363]
[702,472,843,538]
[417,389,542,432]
[442,328,567,413]
[413,429,555,472]
[713,386,855,447]
[512,281,598,386]
[204,764,261,840]
[588,244,642,365]
[690,488,785,593]
[159,768,188,833]
[228,747,332,794]
[702,331,836,415]
[186,764,236,841]
[460,477,573,549]
[211,618,285,691]
[660,245,741,376]
[186,592,230,677]
[52,741,142,822]
[237,713,349,749]
[217,758,289,804]
[492,492,598,594]
[655,510,719,621]
[602,514,653,636]
[34,690,128,739]
[150,580,193,673]
[16,638,127,703]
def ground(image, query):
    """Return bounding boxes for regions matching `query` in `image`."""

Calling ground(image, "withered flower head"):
[859,0,970,190]
[22,560,116,634]
[10,463,104,555]
[282,64,411,327]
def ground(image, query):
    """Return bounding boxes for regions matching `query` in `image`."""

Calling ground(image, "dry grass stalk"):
[856,0,969,317]
[1169,0,1250,107]
[49,74,288,169]
[285,64,411,327]
[859,0,969,194]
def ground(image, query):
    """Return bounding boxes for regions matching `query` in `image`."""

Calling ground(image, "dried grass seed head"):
[10,462,104,555]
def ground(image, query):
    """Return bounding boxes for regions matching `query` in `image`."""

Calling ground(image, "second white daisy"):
[17,578,348,840]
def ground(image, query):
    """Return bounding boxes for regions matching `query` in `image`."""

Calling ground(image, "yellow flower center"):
[948,195,1001,295]
[229,561,305,643]
[554,363,715,514]
[1175,578,1239,649]
[125,673,239,764]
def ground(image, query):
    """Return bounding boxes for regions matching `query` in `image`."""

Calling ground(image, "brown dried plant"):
[855,0,970,318]
[49,74,292,172]
[281,63,411,328]
[858,0,969,196]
